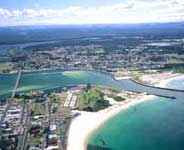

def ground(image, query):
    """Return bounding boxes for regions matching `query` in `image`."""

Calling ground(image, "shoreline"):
[67,74,184,150]
[0,68,111,76]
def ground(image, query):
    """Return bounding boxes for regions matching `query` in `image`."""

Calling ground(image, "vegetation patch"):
[31,103,47,115]
[112,96,126,101]
[0,63,12,72]
[79,88,110,112]
[161,65,184,74]
[170,67,184,73]
[132,72,143,82]
[108,94,126,102]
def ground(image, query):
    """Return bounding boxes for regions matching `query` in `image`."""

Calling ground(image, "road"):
[11,70,22,98]
[0,70,22,133]
[17,103,31,150]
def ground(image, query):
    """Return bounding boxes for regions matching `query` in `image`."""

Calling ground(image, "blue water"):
[0,70,184,100]
[88,77,184,150]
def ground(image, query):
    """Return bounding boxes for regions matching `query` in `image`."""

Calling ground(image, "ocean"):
[88,77,184,150]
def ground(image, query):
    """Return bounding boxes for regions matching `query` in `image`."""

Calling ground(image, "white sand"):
[114,76,131,80]
[157,74,184,87]
[67,74,184,150]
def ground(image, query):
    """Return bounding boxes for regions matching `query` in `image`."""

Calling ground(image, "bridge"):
[0,70,22,131]
[11,70,22,98]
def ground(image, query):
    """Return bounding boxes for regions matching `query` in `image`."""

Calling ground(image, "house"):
[48,134,58,145]
[49,124,56,133]
[45,145,59,150]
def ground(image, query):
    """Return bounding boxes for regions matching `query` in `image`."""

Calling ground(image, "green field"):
[0,63,12,72]
[79,88,110,112]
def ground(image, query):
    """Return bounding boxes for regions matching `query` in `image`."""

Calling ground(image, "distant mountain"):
[0,22,184,45]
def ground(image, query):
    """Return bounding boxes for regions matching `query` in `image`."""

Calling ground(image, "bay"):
[88,78,184,150]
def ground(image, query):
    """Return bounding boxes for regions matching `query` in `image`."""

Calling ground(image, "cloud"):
[0,0,184,25]
[0,8,22,18]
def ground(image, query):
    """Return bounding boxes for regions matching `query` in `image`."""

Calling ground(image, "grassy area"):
[111,95,126,101]
[31,103,47,115]
[79,88,110,112]
[171,67,184,73]
[107,88,120,94]
[0,63,12,72]
[107,92,126,101]
[162,63,184,74]
[31,135,43,146]
[131,71,143,82]
[161,66,184,74]
[49,93,60,104]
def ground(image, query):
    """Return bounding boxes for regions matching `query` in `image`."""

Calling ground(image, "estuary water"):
[87,77,184,150]
[0,70,121,99]
[0,70,184,100]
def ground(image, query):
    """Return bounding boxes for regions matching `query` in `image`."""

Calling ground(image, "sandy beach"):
[67,73,184,150]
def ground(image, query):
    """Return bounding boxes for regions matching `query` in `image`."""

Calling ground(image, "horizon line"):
[0,21,184,28]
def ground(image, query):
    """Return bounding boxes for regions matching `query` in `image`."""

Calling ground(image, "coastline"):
[67,74,184,150]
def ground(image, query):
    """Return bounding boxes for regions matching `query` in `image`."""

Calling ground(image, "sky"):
[0,0,184,26]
